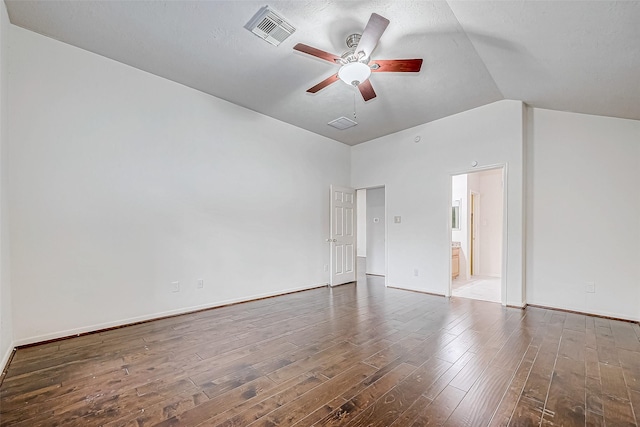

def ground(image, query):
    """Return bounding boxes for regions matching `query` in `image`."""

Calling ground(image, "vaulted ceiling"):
[5,1,640,145]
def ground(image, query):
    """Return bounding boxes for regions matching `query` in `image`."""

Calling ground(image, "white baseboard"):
[506,301,527,308]
[528,300,639,322]
[14,283,327,347]
[1,341,15,374]
[387,284,445,297]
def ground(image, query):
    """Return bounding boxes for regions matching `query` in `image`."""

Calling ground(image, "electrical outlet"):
[324,264,328,272]
[171,281,180,293]
[197,279,204,289]
[413,269,419,277]
[585,282,595,293]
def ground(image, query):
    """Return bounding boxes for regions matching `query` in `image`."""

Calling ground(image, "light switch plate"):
[585,282,595,293]
[394,216,401,223]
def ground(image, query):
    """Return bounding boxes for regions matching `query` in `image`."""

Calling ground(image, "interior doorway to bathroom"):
[450,168,504,303]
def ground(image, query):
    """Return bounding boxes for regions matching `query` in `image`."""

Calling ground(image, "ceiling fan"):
[293,13,423,101]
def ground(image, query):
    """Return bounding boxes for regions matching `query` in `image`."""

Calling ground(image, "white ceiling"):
[5,1,640,145]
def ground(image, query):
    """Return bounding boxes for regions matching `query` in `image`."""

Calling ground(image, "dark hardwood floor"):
[1,275,640,426]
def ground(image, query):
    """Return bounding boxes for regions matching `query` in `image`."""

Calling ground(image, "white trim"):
[13,283,326,347]
[1,341,14,373]
[384,186,388,287]
[530,300,640,323]
[446,177,453,297]
[354,185,387,285]
[387,284,445,297]
[507,301,527,309]
[500,165,509,307]
[449,162,507,177]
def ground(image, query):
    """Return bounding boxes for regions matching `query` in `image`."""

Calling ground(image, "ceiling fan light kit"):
[338,62,371,86]
[294,12,423,102]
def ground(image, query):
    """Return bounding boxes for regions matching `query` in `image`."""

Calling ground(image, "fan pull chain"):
[353,90,357,121]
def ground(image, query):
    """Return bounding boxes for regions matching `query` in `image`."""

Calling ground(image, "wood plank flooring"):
[1,276,640,426]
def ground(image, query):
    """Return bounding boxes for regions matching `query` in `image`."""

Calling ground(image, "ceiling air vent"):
[245,6,295,46]
[328,117,358,130]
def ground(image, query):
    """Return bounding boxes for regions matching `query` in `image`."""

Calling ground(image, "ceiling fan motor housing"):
[339,33,370,66]
[345,33,362,49]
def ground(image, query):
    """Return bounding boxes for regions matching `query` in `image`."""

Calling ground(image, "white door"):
[330,185,356,286]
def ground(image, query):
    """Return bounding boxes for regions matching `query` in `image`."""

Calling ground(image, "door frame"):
[448,164,507,306]
[469,190,480,276]
[356,185,388,286]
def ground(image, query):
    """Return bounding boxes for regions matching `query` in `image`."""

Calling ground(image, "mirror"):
[452,199,461,230]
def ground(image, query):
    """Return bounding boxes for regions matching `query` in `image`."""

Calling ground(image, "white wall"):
[366,187,385,275]
[5,22,639,351]
[526,108,640,321]
[0,1,13,369]
[469,168,503,277]
[356,189,366,257]
[8,26,350,344]
[352,100,525,306]
[451,174,468,279]
[467,171,481,277]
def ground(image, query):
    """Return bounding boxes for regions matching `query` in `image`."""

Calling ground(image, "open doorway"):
[450,168,504,303]
[356,187,386,285]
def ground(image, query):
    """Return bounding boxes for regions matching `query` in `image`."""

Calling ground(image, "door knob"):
[333,239,337,242]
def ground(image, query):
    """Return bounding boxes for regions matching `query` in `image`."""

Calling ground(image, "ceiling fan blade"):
[370,59,423,73]
[294,43,341,64]
[357,80,376,101]
[307,74,340,93]
[355,13,390,60]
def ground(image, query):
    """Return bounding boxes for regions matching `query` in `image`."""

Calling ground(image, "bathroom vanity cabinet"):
[452,247,460,279]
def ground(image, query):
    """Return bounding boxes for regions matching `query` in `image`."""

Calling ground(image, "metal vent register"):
[245,6,295,46]
[328,117,358,130]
